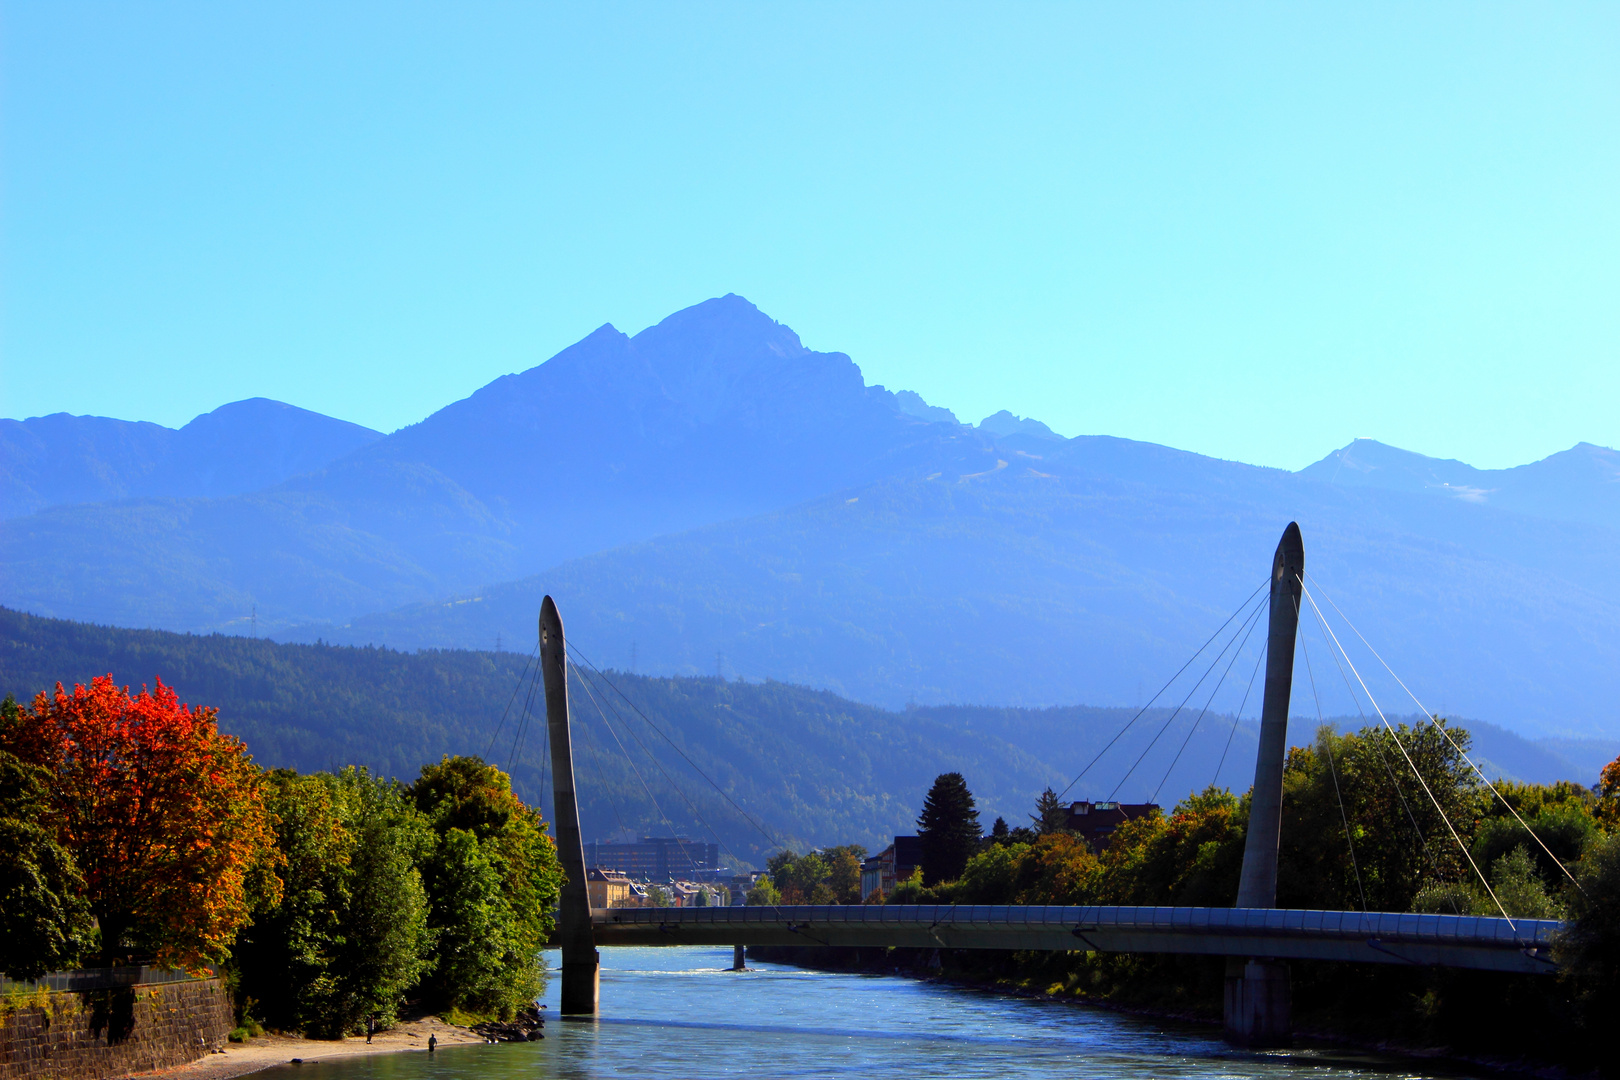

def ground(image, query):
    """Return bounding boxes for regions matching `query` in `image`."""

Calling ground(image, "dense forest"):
[1,607,1265,863]
[3,607,1611,867]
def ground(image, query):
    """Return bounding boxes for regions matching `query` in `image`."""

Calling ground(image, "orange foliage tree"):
[2,676,278,970]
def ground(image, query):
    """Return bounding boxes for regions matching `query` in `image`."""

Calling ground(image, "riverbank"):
[126,1015,486,1080]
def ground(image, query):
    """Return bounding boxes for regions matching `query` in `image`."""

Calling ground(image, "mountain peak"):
[978,410,1064,441]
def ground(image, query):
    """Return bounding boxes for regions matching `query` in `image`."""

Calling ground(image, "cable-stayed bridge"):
[528,523,1571,1044]
[593,903,1558,974]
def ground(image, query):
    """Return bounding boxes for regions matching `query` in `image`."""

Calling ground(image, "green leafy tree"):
[409,756,564,1021]
[1276,722,1486,912]
[745,875,780,906]
[1556,831,1620,1039]
[422,828,515,1018]
[917,772,981,885]
[234,768,432,1037]
[329,768,434,1030]
[824,845,866,904]
[1472,799,1595,887]
[0,713,91,978]
[770,851,831,903]
[1487,846,1563,920]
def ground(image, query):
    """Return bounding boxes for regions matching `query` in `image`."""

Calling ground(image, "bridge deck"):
[592,904,1561,974]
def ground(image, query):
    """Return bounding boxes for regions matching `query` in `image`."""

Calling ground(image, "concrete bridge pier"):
[541,596,601,1015]
[1224,523,1304,1047]
[1224,959,1290,1046]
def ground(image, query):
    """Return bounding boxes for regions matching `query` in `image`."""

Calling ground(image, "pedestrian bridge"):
[594,903,1561,975]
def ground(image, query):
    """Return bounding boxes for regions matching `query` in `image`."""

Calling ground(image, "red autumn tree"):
[2,676,279,970]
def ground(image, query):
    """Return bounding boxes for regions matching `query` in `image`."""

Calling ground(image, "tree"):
[2,676,276,969]
[1032,787,1070,834]
[0,701,91,978]
[824,845,866,904]
[233,768,432,1037]
[745,875,780,906]
[1556,832,1620,1039]
[1596,753,1620,829]
[409,756,563,1021]
[770,851,831,903]
[422,828,516,1018]
[917,772,981,885]
[990,817,1010,843]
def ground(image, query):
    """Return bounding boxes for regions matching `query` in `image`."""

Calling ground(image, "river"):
[267,946,1492,1079]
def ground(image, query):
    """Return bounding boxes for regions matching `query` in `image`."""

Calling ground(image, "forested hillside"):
[2,606,1269,864]
[6,607,1611,868]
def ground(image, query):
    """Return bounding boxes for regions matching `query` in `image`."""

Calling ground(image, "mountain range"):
[3,295,1618,737]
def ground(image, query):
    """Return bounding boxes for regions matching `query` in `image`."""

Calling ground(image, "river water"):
[267,946,1490,1080]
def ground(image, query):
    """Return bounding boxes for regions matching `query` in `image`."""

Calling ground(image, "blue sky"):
[2,2,1615,470]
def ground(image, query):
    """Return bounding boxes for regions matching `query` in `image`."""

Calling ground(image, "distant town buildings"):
[586,867,635,909]
[583,836,724,881]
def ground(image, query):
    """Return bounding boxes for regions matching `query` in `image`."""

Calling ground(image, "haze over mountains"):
[1,397,382,517]
[3,295,1617,737]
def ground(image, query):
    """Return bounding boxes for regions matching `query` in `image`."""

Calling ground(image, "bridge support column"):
[1224,959,1291,1046]
[732,945,746,971]
[540,595,600,1015]
[1224,523,1304,1047]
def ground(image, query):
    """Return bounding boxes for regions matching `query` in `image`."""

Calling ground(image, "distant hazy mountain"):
[0,398,383,518]
[1302,438,1620,531]
[1,297,995,632]
[291,436,1620,735]
[4,295,1619,738]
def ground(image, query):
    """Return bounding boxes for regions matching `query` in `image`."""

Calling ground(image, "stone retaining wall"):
[0,977,231,1080]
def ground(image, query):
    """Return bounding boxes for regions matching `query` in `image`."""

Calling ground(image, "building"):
[1063,801,1160,850]
[586,867,635,909]
[583,836,723,881]
[727,872,762,905]
[859,835,922,900]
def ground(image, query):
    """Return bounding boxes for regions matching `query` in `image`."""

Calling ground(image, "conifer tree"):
[917,772,981,884]
[1032,787,1070,834]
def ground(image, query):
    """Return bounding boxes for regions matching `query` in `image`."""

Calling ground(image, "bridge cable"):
[1299,583,1515,927]
[572,657,803,926]
[1305,573,1584,895]
[1109,586,1267,800]
[506,656,544,775]
[1150,596,1267,804]
[570,662,706,882]
[1056,577,1269,802]
[570,683,634,841]
[1211,645,1266,789]
[1295,604,1369,912]
[571,656,779,883]
[565,641,796,858]
[1299,591,1435,869]
[485,643,539,761]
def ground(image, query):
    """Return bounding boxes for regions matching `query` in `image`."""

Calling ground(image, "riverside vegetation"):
[0,677,562,1039]
[760,732,1620,1074]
